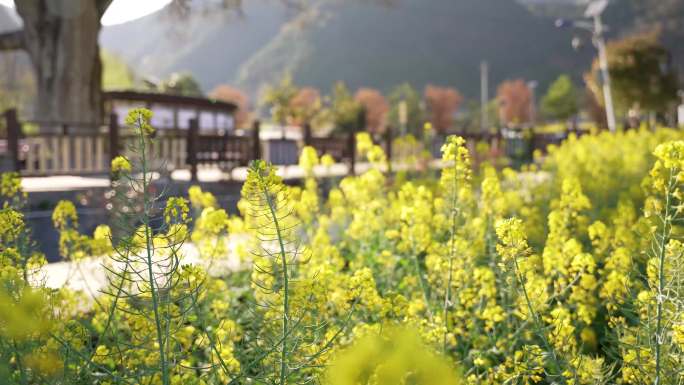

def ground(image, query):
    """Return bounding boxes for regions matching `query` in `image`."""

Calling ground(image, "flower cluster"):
[0,172,26,208]
[125,107,154,135]
[2,123,684,384]
[111,155,132,173]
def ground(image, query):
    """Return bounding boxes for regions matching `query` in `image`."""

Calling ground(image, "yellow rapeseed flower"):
[125,108,154,136]
[110,155,132,173]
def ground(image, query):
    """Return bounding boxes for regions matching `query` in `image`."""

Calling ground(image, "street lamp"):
[677,90,684,128]
[527,80,538,127]
[556,0,617,133]
[398,100,407,136]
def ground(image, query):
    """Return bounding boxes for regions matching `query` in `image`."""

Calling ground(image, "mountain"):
[100,0,594,99]
[235,0,593,98]
[99,0,294,92]
[0,0,678,102]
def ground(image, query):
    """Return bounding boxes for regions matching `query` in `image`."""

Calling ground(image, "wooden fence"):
[2,109,260,181]
[302,123,358,173]
[1,108,579,180]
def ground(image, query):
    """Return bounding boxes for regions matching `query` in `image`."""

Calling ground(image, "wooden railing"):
[22,133,109,175]
[2,109,260,180]
[304,126,356,173]
[187,119,260,181]
[0,107,581,180]
[118,132,187,173]
[306,137,350,161]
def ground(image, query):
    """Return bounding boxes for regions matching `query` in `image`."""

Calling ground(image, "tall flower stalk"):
[439,136,471,353]
[242,161,299,384]
[643,141,684,385]
[103,108,192,385]
[241,159,357,384]
[496,217,569,383]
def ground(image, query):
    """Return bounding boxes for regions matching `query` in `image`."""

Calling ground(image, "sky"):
[0,0,172,26]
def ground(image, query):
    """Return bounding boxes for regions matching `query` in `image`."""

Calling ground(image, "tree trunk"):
[15,0,109,126]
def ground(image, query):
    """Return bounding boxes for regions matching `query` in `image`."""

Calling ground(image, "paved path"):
[31,237,246,295]
[21,160,448,192]
[22,175,112,192]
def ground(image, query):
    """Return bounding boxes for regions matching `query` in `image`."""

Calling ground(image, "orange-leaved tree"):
[497,79,532,127]
[355,88,389,134]
[424,85,463,133]
[209,84,251,129]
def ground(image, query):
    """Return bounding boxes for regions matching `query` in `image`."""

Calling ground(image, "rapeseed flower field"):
[1,109,684,384]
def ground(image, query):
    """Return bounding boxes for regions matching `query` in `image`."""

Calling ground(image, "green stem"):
[139,119,169,385]
[443,209,457,354]
[50,333,130,384]
[654,169,674,385]
[412,245,432,320]
[261,182,290,385]
[443,151,461,353]
[513,256,566,383]
[13,341,28,385]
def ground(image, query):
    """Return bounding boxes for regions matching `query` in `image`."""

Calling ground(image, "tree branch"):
[0,30,25,51]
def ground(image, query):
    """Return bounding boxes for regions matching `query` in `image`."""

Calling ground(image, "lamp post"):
[481,61,489,133]
[677,90,684,128]
[527,80,538,127]
[556,0,616,133]
[398,100,407,136]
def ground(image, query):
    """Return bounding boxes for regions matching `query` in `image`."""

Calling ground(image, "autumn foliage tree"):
[290,87,322,126]
[209,85,250,129]
[354,88,389,134]
[424,85,462,133]
[497,79,532,127]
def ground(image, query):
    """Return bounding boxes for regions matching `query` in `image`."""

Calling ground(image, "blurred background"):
[0,0,680,136]
[0,0,682,260]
